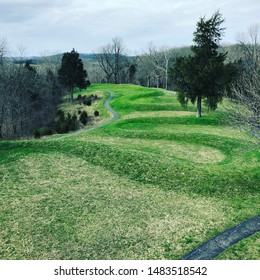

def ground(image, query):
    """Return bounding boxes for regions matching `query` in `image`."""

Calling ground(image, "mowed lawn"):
[0,84,259,259]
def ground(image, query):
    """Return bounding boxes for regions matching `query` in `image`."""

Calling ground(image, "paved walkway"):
[181,215,260,260]
[51,90,118,140]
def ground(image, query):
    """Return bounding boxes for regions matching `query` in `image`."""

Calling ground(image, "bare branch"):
[0,37,8,65]
[226,24,260,141]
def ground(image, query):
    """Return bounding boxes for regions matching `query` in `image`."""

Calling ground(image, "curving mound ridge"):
[86,136,225,164]
[122,111,195,119]
[0,84,259,260]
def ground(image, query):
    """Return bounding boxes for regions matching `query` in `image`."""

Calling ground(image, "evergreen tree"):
[58,49,88,103]
[170,11,235,117]
[24,61,36,73]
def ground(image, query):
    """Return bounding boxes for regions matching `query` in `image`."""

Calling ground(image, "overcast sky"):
[1,0,259,56]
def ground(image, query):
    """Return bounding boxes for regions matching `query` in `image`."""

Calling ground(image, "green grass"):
[216,232,260,260]
[0,84,259,259]
[59,89,111,126]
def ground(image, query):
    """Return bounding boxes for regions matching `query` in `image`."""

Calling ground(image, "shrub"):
[78,110,82,115]
[55,111,68,133]
[55,119,69,134]
[66,113,78,131]
[71,113,78,130]
[80,111,88,125]
[94,110,99,117]
[39,127,53,136]
[55,112,78,133]
[72,113,77,122]
[34,129,41,139]
[56,109,65,119]
[84,100,91,106]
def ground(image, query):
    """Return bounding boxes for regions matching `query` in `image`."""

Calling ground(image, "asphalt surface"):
[181,215,260,260]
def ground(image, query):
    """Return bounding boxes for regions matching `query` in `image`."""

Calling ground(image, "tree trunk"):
[2,103,15,139]
[197,94,202,118]
[147,77,150,88]
[70,87,74,103]
[165,73,168,90]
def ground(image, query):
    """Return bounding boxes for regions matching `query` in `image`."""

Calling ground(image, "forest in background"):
[0,17,259,140]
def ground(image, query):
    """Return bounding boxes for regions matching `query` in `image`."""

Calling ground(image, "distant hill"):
[5,44,242,66]
[79,53,96,59]
[6,53,96,65]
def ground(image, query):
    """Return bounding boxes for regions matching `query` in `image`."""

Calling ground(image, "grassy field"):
[0,84,259,259]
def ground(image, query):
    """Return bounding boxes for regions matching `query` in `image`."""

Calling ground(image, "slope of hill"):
[0,84,259,260]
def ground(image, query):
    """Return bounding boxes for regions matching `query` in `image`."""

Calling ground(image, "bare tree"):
[40,50,62,74]
[0,37,8,65]
[94,37,128,84]
[139,43,171,89]
[94,50,114,83]
[237,24,259,68]
[87,62,106,83]
[0,63,33,138]
[226,24,260,141]
[111,37,127,84]
[0,59,64,139]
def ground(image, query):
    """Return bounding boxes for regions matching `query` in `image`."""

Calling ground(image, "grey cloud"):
[0,0,72,23]
[0,0,259,55]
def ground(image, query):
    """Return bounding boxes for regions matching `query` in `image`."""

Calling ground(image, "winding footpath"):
[50,89,259,259]
[181,215,260,260]
[51,90,118,140]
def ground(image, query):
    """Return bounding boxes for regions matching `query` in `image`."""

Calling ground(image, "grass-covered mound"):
[0,84,259,259]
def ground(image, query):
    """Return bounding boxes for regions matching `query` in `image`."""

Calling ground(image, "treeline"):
[88,42,245,90]
[1,15,259,140]
[89,40,192,88]
[9,42,245,91]
[0,46,94,140]
[0,61,64,139]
